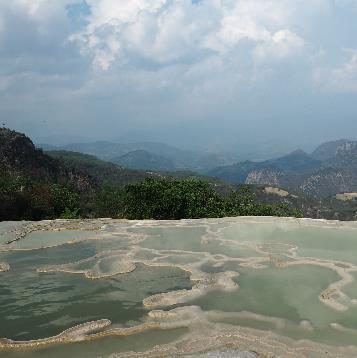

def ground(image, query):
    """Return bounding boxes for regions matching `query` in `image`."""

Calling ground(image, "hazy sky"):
[1,0,357,155]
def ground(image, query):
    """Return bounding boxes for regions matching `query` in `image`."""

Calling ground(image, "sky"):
[1,0,357,157]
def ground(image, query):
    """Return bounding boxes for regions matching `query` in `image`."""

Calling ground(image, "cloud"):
[314,50,357,93]
[253,29,305,62]
[0,0,73,43]
[2,0,357,150]
[0,0,88,92]
[72,0,307,71]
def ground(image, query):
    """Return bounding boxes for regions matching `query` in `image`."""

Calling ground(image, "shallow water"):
[1,218,357,357]
[3,328,189,358]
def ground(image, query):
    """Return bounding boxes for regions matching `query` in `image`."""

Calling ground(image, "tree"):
[50,184,80,218]
[121,178,226,220]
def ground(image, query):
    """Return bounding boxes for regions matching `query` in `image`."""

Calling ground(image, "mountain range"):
[112,150,176,172]
[209,140,357,198]
[38,141,239,173]
[3,128,357,221]
[39,138,357,199]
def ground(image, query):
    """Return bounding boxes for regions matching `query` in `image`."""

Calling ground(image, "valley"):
[2,128,357,222]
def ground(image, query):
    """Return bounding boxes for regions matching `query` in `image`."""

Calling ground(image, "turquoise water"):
[3,328,189,358]
[1,218,357,357]
[0,254,191,341]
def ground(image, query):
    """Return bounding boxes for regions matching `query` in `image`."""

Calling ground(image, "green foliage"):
[120,179,226,220]
[60,208,80,219]
[0,176,302,221]
[50,184,80,217]
[0,176,80,220]
[93,187,124,218]
[0,176,46,220]
[115,179,302,220]
[46,150,151,187]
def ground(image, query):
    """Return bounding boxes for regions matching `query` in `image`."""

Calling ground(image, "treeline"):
[0,176,302,221]
[0,176,81,220]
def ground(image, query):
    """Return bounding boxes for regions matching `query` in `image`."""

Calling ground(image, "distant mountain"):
[311,139,357,160]
[208,150,321,184]
[209,142,357,199]
[0,128,94,191]
[46,150,223,187]
[267,150,322,172]
[332,141,357,163]
[207,161,260,183]
[34,135,357,200]
[6,128,357,221]
[111,150,175,172]
[65,141,182,163]
[36,143,59,151]
[46,150,157,187]
[37,141,235,173]
[291,141,357,197]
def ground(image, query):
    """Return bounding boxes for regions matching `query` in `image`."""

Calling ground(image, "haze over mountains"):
[3,127,357,221]
[211,140,357,198]
[38,141,240,173]
[4,1,357,216]
[38,138,357,200]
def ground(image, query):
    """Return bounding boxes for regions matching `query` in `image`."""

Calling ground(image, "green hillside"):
[46,150,156,187]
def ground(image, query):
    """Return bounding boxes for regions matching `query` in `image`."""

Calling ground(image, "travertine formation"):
[2,217,357,357]
[0,262,10,272]
[37,251,136,279]
[0,320,112,348]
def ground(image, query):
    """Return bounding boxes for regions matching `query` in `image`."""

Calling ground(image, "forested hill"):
[2,128,357,222]
[0,128,304,221]
[0,128,94,191]
[46,150,157,187]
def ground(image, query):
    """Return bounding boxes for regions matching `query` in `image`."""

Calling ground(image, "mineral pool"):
[2,217,357,357]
